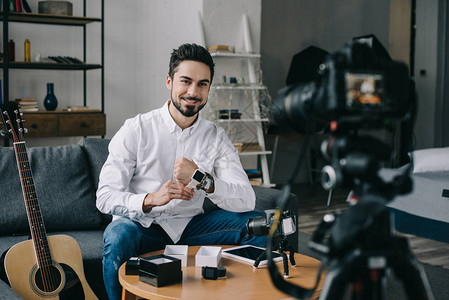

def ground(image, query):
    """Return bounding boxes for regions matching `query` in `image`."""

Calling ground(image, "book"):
[242,142,261,152]
[19,103,38,107]
[15,98,37,102]
[208,45,231,53]
[20,107,39,112]
[15,98,38,105]
[22,0,31,13]
[67,106,101,112]
[245,169,262,179]
[15,98,38,111]
[249,178,262,186]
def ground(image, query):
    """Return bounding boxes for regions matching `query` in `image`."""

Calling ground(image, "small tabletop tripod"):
[254,236,296,278]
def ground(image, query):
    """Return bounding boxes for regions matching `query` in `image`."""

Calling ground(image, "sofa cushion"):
[0,144,102,235]
[79,138,112,226]
[78,138,111,190]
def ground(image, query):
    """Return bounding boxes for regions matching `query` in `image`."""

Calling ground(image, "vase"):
[44,83,58,111]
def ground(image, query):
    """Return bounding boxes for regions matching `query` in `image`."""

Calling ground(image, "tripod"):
[314,194,434,300]
[254,235,296,278]
[309,133,435,300]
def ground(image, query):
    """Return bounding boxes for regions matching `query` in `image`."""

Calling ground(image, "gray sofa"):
[0,137,298,299]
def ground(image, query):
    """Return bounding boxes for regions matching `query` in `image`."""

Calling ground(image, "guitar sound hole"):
[34,265,62,293]
[31,262,85,299]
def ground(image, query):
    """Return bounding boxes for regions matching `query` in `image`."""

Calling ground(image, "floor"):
[290,183,449,270]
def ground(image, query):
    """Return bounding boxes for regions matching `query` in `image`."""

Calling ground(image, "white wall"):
[202,0,260,54]
[103,0,204,139]
[413,0,439,149]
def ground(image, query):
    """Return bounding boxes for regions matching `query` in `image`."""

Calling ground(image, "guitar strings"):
[14,131,58,292]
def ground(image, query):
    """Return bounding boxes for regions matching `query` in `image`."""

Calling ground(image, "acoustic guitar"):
[1,102,97,299]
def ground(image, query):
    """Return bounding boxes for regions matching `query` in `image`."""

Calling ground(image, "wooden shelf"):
[23,110,102,114]
[0,62,101,70]
[0,12,101,26]
[217,118,269,123]
[1,1,105,145]
[238,150,272,156]
[211,84,267,90]
[210,52,260,58]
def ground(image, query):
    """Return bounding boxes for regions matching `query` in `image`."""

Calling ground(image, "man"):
[96,43,266,300]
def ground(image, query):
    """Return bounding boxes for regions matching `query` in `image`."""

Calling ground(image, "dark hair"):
[169,43,215,83]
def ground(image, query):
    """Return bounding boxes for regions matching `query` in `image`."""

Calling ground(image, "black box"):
[125,257,141,275]
[138,254,182,287]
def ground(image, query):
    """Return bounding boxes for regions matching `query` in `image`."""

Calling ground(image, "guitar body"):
[4,234,97,300]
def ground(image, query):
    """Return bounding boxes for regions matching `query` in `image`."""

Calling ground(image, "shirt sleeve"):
[96,119,149,219]
[205,131,256,212]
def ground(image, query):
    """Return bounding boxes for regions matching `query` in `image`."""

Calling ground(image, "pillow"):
[412,147,449,174]
[0,144,102,236]
[78,137,110,190]
[78,137,112,225]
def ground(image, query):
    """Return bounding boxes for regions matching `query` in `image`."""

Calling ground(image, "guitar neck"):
[13,141,52,269]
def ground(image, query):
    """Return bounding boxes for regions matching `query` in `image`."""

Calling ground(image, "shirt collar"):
[161,100,202,134]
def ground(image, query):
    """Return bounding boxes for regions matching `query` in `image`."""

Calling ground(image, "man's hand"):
[143,180,194,212]
[173,158,198,186]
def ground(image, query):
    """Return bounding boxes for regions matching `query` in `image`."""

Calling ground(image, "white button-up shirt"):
[96,100,255,243]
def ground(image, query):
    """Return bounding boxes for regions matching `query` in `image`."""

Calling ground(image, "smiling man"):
[96,43,266,300]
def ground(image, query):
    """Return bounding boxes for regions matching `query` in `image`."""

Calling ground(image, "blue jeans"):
[102,210,267,300]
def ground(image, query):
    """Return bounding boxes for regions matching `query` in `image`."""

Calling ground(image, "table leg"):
[121,288,137,300]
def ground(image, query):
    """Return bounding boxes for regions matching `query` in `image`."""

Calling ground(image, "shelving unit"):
[1,1,105,142]
[207,51,273,187]
[202,13,275,187]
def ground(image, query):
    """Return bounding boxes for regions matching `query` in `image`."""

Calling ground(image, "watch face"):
[192,170,205,182]
[205,268,216,278]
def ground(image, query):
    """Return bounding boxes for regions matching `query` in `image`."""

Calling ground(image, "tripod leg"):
[391,237,435,300]
[281,252,289,278]
[288,246,296,267]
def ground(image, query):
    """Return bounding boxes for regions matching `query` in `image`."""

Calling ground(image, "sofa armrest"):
[252,186,298,213]
[0,278,22,299]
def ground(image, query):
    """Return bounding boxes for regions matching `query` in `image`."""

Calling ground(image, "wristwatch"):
[202,266,226,280]
[200,172,214,193]
[187,169,206,189]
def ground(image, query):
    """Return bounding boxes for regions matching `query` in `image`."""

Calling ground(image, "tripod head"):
[320,131,413,201]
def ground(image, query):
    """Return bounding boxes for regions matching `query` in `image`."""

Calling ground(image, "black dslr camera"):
[271,39,413,134]
[246,209,296,238]
[247,209,297,277]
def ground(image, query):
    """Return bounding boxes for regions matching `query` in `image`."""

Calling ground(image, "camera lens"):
[246,216,269,236]
[271,83,320,134]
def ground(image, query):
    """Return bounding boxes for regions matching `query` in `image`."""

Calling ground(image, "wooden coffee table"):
[119,245,323,300]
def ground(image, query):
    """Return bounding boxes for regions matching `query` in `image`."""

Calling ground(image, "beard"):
[171,93,206,117]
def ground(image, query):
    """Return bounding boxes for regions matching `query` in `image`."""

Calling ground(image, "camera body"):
[272,40,413,133]
[246,209,296,238]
